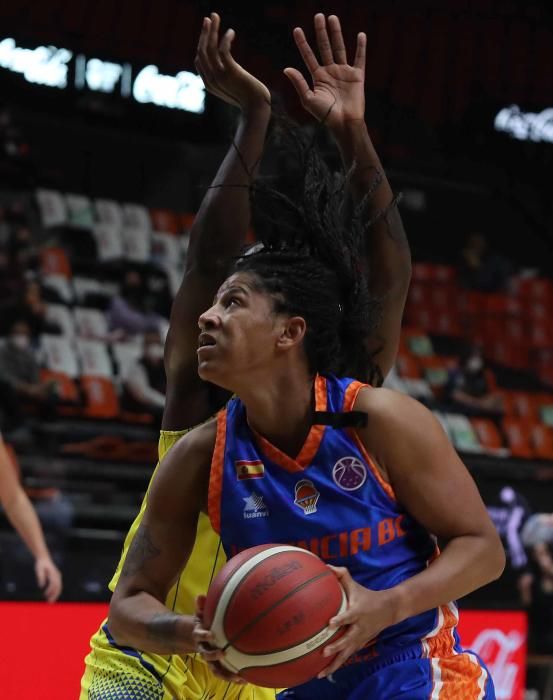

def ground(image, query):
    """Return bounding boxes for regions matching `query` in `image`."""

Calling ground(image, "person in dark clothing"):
[0,280,60,339]
[444,342,504,415]
[458,232,513,293]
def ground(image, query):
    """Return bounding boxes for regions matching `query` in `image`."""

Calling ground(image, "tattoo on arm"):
[147,611,180,646]
[121,524,161,577]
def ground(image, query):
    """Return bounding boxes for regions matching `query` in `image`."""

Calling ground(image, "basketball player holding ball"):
[81,12,412,700]
[104,14,504,700]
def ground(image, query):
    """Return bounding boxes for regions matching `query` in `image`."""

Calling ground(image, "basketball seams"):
[225,569,341,653]
[209,546,320,650]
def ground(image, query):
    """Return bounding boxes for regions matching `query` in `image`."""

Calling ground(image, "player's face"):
[197,273,285,390]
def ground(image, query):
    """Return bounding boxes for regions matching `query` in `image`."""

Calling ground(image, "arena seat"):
[92,222,124,261]
[40,369,80,411]
[470,418,505,452]
[121,225,151,263]
[65,193,95,229]
[80,376,120,419]
[40,335,80,378]
[95,198,124,229]
[532,424,553,461]
[40,247,72,279]
[76,339,114,378]
[42,274,74,305]
[45,304,76,338]
[502,418,535,459]
[445,413,482,453]
[151,231,181,269]
[149,208,180,235]
[111,340,142,380]
[36,188,67,227]
[123,203,151,233]
[74,308,109,339]
[396,351,421,379]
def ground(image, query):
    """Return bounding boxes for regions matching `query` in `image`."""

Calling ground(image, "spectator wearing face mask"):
[0,320,58,435]
[121,330,166,426]
[444,341,504,415]
[107,270,164,339]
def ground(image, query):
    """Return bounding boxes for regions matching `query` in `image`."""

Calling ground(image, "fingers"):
[329,607,357,629]
[327,15,347,64]
[292,27,320,75]
[35,561,46,589]
[219,28,239,71]
[318,643,352,678]
[208,12,224,70]
[314,12,333,65]
[354,32,367,71]
[283,67,312,103]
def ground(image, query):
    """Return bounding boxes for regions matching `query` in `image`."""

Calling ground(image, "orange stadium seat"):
[40,247,72,279]
[80,376,120,419]
[150,208,180,235]
[396,352,421,379]
[503,418,534,459]
[470,418,504,451]
[532,424,553,461]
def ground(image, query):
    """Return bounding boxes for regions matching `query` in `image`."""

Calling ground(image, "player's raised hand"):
[195,12,271,113]
[318,566,396,677]
[192,595,247,685]
[284,13,366,131]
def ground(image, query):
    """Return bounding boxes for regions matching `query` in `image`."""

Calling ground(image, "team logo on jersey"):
[243,493,269,519]
[332,456,367,491]
[235,460,265,480]
[294,479,320,515]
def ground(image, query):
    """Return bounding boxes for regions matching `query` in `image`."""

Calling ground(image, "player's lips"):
[197,332,217,354]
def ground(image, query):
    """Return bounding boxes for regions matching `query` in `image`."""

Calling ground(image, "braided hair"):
[232,121,384,386]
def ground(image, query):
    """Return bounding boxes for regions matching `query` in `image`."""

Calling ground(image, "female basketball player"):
[106,20,504,700]
[81,12,412,700]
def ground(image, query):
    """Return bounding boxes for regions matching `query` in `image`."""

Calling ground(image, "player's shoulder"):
[352,386,435,442]
[169,414,218,465]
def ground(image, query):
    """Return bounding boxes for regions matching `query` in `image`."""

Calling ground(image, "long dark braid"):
[233,119,383,386]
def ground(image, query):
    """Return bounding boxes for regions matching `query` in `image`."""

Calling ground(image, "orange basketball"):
[203,544,346,688]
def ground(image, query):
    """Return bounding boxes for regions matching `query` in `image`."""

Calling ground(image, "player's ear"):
[276,316,306,351]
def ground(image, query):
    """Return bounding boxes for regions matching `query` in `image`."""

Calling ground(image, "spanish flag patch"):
[235,460,265,480]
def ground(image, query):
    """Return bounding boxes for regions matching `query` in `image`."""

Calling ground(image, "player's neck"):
[240,368,315,459]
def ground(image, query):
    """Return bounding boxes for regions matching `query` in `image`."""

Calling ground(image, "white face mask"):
[145,344,164,362]
[10,334,30,350]
[466,356,483,373]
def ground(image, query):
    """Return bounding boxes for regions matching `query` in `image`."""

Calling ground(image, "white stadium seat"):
[40,335,79,378]
[123,203,151,232]
[42,274,74,305]
[92,222,124,261]
[95,198,124,229]
[74,307,109,338]
[36,189,67,228]
[112,340,143,379]
[445,413,482,453]
[76,339,113,378]
[45,304,76,338]
[121,225,151,262]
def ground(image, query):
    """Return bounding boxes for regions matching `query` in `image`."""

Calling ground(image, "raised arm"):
[107,421,215,654]
[0,438,62,602]
[284,13,411,381]
[163,13,271,429]
[319,388,505,675]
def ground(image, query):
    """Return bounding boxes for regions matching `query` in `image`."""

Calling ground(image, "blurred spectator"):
[444,341,504,415]
[0,280,60,339]
[458,232,514,292]
[107,270,164,338]
[0,435,62,602]
[121,330,166,426]
[524,541,553,653]
[0,320,58,432]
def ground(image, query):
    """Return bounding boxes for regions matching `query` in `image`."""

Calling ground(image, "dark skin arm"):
[285,14,411,381]
[107,420,222,655]
[318,387,505,676]
[163,13,271,429]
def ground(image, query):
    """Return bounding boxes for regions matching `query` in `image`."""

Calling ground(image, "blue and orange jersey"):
[207,374,462,663]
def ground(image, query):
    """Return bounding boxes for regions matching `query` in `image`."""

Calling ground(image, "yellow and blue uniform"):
[208,375,495,700]
[80,429,277,700]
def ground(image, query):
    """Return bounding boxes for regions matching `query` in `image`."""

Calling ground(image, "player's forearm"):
[3,489,51,561]
[386,534,505,626]
[109,591,197,654]
[188,104,271,273]
[331,120,411,294]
